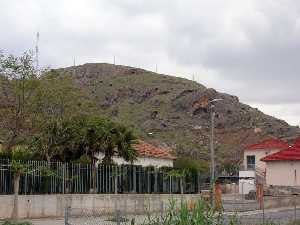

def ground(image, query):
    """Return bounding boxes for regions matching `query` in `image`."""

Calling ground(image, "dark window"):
[247,155,255,170]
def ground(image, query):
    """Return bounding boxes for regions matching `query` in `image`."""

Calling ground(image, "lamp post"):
[209,98,223,207]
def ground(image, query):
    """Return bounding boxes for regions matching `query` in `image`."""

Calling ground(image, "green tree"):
[30,119,69,162]
[0,51,39,150]
[68,117,137,164]
[30,116,138,164]
[174,156,209,173]
[30,70,94,124]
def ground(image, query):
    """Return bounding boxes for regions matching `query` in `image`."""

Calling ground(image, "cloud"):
[0,0,299,125]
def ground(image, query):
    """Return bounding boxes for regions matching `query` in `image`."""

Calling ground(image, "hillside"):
[56,63,300,164]
[1,63,299,164]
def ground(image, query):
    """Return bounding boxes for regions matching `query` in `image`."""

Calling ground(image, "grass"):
[139,199,283,225]
[141,199,216,225]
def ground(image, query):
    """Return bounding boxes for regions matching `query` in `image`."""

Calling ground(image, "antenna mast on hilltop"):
[35,32,40,75]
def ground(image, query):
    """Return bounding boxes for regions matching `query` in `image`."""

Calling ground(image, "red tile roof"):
[245,138,289,151]
[133,141,176,160]
[261,139,300,162]
[261,146,300,161]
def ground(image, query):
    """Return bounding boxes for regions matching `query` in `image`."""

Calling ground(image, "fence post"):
[180,177,184,195]
[154,169,158,193]
[64,207,70,225]
[114,166,118,194]
[293,193,298,223]
[24,174,27,195]
[133,166,136,193]
[169,176,172,194]
[257,183,264,210]
[160,201,164,221]
[116,209,121,225]
[62,163,65,194]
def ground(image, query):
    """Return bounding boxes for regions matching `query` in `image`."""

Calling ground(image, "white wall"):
[266,161,300,186]
[96,153,173,167]
[243,148,281,171]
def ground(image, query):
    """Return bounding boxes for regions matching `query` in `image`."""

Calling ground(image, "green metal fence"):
[0,159,209,194]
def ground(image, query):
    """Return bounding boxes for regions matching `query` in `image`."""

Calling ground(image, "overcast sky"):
[0,0,299,126]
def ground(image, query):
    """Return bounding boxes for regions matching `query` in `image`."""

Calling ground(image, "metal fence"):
[65,207,150,225]
[0,158,208,195]
[65,201,300,225]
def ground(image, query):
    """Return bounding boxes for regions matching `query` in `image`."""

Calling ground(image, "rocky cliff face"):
[58,63,300,163]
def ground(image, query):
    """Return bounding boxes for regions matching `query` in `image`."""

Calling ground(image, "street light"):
[209,98,223,207]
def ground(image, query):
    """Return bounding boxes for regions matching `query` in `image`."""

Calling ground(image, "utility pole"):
[210,103,216,207]
[209,98,223,208]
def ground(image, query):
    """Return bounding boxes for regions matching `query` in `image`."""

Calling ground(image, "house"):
[243,138,289,171]
[239,138,289,194]
[261,139,300,186]
[97,140,176,167]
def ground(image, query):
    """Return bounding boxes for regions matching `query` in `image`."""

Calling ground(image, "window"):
[247,155,255,170]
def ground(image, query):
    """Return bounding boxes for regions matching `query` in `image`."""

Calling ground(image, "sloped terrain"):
[1,63,299,164]
[58,63,300,163]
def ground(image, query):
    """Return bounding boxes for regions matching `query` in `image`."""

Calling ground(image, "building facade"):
[262,140,300,186]
[243,138,289,171]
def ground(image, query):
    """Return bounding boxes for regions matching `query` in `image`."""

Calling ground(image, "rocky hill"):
[56,63,300,163]
[1,63,299,164]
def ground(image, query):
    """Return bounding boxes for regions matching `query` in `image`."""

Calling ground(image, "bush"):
[142,199,215,225]
[174,157,209,173]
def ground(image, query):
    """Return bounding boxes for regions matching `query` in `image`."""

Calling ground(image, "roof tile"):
[245,138,289,151]
[133,140,176,160]
[261,139,300,162]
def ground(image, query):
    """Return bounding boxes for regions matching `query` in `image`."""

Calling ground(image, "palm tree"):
[72,117,137,192]
[78,118,137,164]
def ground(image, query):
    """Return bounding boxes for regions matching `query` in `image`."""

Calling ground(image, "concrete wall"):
[97,152,174,167]
[0,194,201,220]
[266,161,300,186]
[243,148,280,171]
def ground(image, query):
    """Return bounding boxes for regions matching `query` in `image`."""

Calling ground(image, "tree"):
[59,116,137,192]
[174,156,209,174]
[70,117,138,164]
[30,119,67,162]
[30,70,94,124]
[30,116,138,164]
[0,51,39,150]
[0,51,96,153]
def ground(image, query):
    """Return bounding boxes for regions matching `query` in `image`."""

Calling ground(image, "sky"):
[0,0,299,126]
